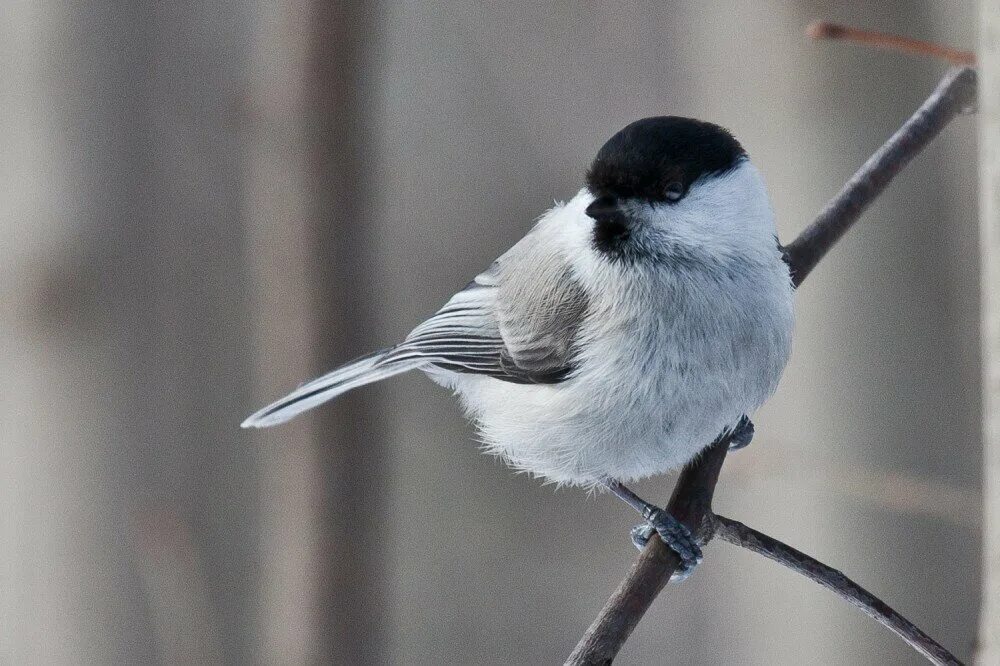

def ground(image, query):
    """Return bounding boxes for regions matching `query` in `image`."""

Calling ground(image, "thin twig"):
[566,66,977,666]
[713,515,962,666]
[785,66,978,287]
[807,21,976,67]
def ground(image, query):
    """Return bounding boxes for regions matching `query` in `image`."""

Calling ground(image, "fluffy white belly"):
[430,264,794,487]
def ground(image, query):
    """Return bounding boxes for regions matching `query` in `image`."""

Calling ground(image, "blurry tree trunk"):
[306,1,389,661]
[244,2,322,664]
[245,1,390,661]
[980,2,1000,662]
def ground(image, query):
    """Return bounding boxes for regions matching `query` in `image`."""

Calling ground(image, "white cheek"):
[644,160,777,258]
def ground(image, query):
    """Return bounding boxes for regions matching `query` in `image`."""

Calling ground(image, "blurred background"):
[1,1,981,664]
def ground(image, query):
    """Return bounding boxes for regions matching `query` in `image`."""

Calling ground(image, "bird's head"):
[584,116,775,264]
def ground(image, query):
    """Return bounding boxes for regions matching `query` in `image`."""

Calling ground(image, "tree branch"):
[566,66,977,666]
[566,441,729,664]
[785,66,977,287]
[713,515,962,666]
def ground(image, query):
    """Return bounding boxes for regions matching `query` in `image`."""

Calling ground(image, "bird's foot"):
[630,508,703,582]
[603,478,703,582]
[727,415,755,451]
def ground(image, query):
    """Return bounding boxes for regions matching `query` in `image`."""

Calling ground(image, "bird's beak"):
[586,196,620,221]
[587,196,634,253]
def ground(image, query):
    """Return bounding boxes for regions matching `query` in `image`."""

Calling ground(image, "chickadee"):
[244,116,794,578]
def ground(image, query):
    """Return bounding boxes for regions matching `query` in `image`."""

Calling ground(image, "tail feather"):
[241,349,422,428]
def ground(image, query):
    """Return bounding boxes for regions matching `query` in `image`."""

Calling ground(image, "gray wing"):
[381,233,588,384]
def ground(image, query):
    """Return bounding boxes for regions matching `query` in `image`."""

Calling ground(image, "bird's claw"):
[631,508,703,582]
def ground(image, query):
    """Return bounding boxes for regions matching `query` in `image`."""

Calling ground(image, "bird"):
[243,116,795,578]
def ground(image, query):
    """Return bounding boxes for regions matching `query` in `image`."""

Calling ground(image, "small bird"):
[243,116,794,578]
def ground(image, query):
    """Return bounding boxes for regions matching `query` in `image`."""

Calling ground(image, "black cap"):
[586,116,746,203]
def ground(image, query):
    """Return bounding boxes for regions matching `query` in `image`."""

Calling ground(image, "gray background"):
[1,1,980,664]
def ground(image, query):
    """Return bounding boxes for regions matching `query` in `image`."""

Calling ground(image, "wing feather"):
[388,230,588,384]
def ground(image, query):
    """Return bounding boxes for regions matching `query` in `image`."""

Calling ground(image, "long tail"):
[241,349,423,428]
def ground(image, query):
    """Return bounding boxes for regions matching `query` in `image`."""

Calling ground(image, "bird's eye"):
[664,182,684,202]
